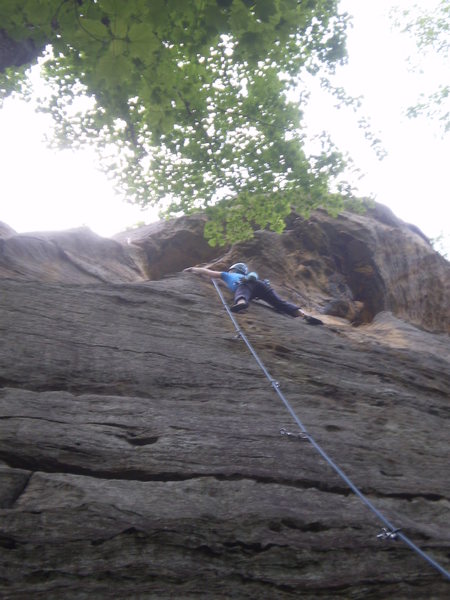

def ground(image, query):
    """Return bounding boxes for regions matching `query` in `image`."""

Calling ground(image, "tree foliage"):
[394,0,450,134]
[0,0,355,244]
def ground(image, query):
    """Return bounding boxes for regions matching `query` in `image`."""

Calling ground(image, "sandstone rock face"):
[0,206,449,598]
[114,215,225,280]
[0,221,16,239]
[0,226,146,283]
[209,205,450,333]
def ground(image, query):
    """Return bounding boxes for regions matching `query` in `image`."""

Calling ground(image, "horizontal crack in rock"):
[3,453,441,502]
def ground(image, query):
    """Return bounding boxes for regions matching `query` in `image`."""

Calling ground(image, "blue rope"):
[212,279,450,580]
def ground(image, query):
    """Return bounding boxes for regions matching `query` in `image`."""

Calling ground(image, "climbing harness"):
[212,278,450,581]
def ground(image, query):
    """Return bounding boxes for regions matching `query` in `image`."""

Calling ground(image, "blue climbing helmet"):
[229,262,248,275]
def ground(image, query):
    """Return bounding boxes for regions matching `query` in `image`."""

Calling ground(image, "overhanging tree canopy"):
[0,0,354,244]
[393,0,450,135]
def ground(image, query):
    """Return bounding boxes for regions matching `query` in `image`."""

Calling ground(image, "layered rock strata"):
[0,205,449,598]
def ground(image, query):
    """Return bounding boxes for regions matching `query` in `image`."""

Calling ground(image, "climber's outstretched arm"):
[184,266,223,278]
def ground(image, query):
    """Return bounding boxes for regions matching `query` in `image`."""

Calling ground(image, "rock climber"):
[184,262,323,325]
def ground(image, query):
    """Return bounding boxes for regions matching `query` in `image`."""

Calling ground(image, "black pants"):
[234,280,300,317]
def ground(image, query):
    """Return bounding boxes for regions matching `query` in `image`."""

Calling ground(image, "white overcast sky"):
[0,0,449,255]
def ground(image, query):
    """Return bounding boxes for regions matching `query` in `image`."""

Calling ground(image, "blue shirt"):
[220,271,259,292]
[221,271,244,292]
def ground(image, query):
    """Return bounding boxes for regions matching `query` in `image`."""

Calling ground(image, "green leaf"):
[111,18,128,38]
[110,38,127,56]
[96,52,131,84]
[24,0,54,27]
[204,4,228,34]
[254,0,278,22]
[98,0,119,15]
[147,0,169,29]
[79,18,110,41]
[230,0,251,34]
[128,22,150,42]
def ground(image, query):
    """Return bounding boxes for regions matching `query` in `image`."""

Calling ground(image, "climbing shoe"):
[231,301,249,313]
[303,315,323,326]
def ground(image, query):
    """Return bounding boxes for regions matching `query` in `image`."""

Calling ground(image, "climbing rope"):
[211,279,450,580]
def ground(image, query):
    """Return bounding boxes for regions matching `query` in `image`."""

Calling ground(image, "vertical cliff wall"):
[0,205,449,598]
